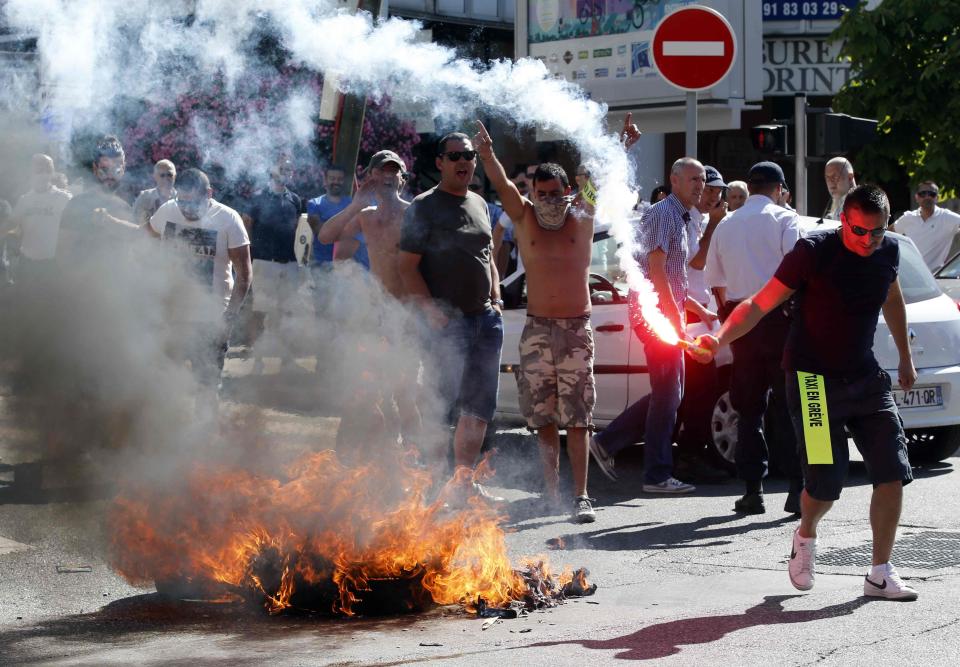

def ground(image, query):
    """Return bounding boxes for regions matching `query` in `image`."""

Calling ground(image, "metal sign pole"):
[794,93,807,215]
[685,90,697,158]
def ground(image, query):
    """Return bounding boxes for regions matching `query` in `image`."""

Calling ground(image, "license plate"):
[893,385,943,409]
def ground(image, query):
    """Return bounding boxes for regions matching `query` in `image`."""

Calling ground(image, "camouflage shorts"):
[516,315,596,429]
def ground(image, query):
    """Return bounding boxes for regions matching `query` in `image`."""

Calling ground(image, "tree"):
[833,1,960,191]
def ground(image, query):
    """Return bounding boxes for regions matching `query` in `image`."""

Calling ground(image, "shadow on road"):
[0,593,447,664]
[532,594,873,660]
[556,512,795,552]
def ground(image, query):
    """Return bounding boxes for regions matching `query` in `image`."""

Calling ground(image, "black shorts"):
[785,367,913,502]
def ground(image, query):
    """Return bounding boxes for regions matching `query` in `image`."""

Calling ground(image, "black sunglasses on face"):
[917,190,938,197]
[440,150,477,162]
[850,224,886,238]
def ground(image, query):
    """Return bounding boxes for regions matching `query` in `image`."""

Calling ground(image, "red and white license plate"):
[893,385,943,409]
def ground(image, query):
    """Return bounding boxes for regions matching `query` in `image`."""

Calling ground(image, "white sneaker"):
[589,435,617,481]
[864,563,918,601]
[788,527,816,591]
[642,477,695,494]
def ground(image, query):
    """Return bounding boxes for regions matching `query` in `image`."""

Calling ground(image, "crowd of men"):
[3,128,952,602]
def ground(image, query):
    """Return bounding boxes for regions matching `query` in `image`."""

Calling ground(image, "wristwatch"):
[493,298,504,308]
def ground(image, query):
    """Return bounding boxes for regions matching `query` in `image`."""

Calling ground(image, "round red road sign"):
[651,6,738,92]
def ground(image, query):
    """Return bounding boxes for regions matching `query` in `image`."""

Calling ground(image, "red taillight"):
[956,300,960,313]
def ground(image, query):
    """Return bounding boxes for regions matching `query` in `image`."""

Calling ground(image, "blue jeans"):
[433,307,503,424]
[596,335,684,484]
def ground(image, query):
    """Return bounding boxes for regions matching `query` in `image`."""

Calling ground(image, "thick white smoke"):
[3,0,661,313]
[0,1,675,490]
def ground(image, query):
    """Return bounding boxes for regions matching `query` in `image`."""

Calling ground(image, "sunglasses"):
[850,224,886,239]
[440,150,476,162]
[917,190,938,197]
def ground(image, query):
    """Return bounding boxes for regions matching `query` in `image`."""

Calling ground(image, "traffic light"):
[812,113,878,156]
[751,124,789,155]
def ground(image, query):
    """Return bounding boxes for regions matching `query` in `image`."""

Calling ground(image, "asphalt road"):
[2,363,959,666]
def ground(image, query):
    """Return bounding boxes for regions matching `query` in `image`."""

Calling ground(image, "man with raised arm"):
[473,117,641,523]
[317,150,423,458]
[694,185,919,601]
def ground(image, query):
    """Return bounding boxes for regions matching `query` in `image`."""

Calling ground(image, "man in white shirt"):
[705,161,803,516]
[893,181,960,271]
[11,154,72,282]
[133,159,177,228]
[149,168,251,408]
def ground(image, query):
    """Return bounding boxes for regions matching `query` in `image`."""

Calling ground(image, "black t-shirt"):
[247,188,302,262]
[57,187,136,260]
[400,186,493,315]
[775,229,899,377]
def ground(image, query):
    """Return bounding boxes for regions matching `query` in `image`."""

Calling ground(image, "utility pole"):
[331,0,383,192]
[794,93,807,215]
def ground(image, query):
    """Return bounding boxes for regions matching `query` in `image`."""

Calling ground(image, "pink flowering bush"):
[117,68,419,197]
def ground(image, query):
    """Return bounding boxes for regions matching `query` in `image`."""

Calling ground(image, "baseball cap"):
[367,149,406,172]
[704,165,726,188]
[747,161,787,186]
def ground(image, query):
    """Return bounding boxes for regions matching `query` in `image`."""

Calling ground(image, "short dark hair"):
[94,135,124,164]
[650,185,670,203]
[437,132,471,155]
[325,165,346,176]
[843,184,890,218]
[531,162,569,189]
[176,168,211,194]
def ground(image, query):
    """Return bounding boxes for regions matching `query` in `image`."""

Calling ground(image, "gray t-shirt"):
[400,186,493,315]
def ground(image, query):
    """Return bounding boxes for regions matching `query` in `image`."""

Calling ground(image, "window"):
[899,238,942,304]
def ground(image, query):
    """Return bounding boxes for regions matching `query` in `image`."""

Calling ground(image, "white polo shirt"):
[705,194,802,301]
[894,206,960,271]
[13,187,72,260]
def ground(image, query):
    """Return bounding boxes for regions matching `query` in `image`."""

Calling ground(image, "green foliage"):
[833,0,960,191]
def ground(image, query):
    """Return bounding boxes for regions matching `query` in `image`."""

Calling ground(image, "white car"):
[934,251,960,304]
[496,225,960,464]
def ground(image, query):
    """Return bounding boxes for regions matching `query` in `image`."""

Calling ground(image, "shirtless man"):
[473,118,641,522]
[317,150,423,460]
[318,150,408,297]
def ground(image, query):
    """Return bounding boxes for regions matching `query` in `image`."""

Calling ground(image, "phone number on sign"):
[762,1,853,21]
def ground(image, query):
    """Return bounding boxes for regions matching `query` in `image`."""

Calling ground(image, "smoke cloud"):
[0,0,663,538]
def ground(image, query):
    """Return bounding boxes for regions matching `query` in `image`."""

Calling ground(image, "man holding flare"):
[691,184,919,601]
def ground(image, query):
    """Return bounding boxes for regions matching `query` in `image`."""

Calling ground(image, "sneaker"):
[572,496,597,523]
[589,435,617,481]
[642,477,695,494]
[864,563,919,601]
[734,492,766,515]
[788,527,816,591]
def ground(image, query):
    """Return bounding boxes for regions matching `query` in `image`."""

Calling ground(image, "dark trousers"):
[677,355,718,459]
[729,309,801,484]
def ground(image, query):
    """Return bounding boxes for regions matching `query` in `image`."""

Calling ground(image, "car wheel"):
[711,390,738,465]
[906,426,960,464]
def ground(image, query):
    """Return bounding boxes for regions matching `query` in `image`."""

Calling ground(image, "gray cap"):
[367,149,406,172]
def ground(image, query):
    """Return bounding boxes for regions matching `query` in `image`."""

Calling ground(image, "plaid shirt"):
[634,193,690,312]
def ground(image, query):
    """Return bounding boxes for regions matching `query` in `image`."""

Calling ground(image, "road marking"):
[0,535,33,556]
[662,41,725,57]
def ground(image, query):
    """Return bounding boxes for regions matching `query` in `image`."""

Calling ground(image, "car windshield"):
[936,252,960,279]
[898,236,942,304]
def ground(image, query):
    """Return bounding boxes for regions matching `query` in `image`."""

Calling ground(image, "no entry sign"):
[651,6,738,91]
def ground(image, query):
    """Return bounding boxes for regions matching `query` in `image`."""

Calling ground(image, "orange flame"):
[108,449,564,616]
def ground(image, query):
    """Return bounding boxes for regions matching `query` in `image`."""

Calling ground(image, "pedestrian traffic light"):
[812,113,878,156]
[751,124,789,155]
